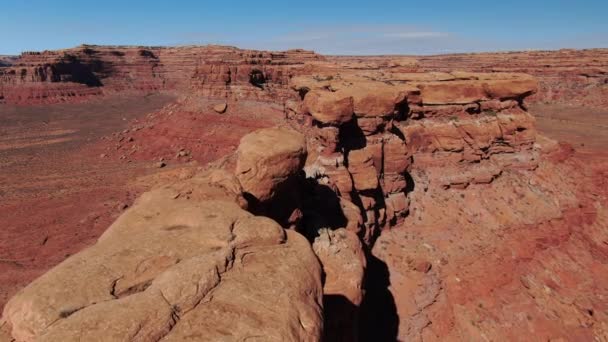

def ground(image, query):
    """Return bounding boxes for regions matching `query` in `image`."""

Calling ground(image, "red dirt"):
[0,95,287,311]
[0,96,173,308]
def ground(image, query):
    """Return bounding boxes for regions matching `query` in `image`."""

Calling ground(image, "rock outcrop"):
[288,71,538,245]
[0,137,323,341]
[236,128,307,202]
[411,49,608,109]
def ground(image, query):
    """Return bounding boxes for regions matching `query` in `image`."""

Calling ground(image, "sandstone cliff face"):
[288,71,538,243]
[278,70,566,340]
[0,45,323,105]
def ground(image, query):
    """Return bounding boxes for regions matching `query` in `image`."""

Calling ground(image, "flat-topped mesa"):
[414,48,608,108]
[0,45,325,105]
[287,71,539,242]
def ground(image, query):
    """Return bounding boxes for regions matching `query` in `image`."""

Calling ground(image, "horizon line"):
[2,43,608,58]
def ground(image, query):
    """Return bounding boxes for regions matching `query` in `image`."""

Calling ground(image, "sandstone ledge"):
[1,167,323,341]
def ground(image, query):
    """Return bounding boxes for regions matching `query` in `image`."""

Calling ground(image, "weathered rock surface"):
[1,162,323,341]
[212,102,227,113]
[313,228,366,341]
[412,48,608,109]
[283,67,608,341]
[288,70,537,246]
[301,90,354,125]
[235,127,307,202]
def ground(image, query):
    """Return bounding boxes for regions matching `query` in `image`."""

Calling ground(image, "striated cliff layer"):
[413,49,608,108]
[0,45,323,104]
[5,46,604,108]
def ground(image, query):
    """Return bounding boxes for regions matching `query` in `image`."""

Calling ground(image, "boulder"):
[212,102,228,113]
[235,128,307,202]
[385,192,410,222]
[302,90,354,125]
[334,81,409,118]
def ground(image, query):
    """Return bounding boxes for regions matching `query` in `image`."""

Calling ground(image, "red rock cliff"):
[0,45,324,105]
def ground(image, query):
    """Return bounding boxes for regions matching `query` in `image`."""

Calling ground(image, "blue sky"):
[1,0,607,55]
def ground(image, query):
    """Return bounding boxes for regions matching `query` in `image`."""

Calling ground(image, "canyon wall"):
[414,49,608,108]
[0,45,323,104]
[5,45,604,108]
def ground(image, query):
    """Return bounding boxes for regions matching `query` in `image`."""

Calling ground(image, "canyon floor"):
[0,95,174,308]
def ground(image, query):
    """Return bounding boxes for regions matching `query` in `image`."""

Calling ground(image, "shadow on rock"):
[359,252,399,341]
[323,294,360,342]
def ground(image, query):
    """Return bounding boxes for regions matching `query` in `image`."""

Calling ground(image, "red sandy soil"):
[0,95,174,308]
[0,96,285,311]
[530,103,608,150]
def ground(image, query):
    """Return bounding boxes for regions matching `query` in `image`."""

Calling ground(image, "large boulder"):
[332,81,410,118]
[1,170,324,341]
[235,128,307,202]
[301,90,354,125]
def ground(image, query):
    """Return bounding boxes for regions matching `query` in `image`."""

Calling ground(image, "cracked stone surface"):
[1,169,323,342]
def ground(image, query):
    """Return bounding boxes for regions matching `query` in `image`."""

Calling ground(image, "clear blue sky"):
[1,0,607,55]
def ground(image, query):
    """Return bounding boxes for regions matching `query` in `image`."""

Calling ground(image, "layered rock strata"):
[288,71,538,243]
[413,49,608,108]
[0,45,323,104]
[3,56,605,341]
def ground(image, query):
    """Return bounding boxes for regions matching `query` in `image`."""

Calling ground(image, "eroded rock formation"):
[0,45,323,104]
[412,49,608,109]
[1,141,323,341]
[287,71,538,242]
